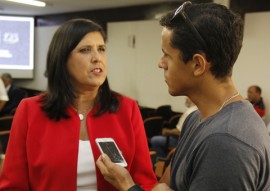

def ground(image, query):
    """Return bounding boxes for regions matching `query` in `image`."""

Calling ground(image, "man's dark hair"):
[160,2,244,79]
[41,18,120,121]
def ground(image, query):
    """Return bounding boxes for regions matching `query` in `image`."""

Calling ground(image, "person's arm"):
[96,154,173,191]
[162,128,180,136]
[152,183,172,191]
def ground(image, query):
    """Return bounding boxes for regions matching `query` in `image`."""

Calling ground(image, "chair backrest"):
[0,130,11,154]
[0,116,14,131]
[154,147,176,180]
[0,116,14,154]
[155,105,172,122]
[143,116,164,139]
[167,113,182,129]
[9,107,17,115]
[139,107,156,120]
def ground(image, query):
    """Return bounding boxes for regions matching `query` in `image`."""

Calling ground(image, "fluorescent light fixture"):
[6,0,46,7]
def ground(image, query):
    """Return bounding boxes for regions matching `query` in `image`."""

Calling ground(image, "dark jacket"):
[0,85,26,115]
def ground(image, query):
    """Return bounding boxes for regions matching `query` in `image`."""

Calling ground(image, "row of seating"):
[152,147,176,180]
[140,105,181,122]
[140,105,181,179]
[144,113,182,139]
[140,105,182,145]
[0,116,13,154]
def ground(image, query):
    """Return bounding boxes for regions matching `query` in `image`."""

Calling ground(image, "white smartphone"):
[95,138,127,167]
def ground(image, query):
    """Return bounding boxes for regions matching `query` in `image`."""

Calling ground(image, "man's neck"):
[189,78,243,121]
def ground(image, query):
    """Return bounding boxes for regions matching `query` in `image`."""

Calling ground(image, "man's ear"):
[192,53,208,77]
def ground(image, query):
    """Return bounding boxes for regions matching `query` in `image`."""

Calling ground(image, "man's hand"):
[152,183,172,191]
[96,154,135,191]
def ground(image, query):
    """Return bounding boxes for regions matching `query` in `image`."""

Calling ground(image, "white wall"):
[14,12,270,119]
[15,26,58,91]
[106,20,185,112]
[234,12,270,124]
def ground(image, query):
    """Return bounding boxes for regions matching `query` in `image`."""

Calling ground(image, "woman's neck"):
[73,90,98,116]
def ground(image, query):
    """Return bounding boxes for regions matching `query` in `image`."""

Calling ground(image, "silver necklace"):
[78,113,84,121]
[219,92,239,111]
[77,104,93,121]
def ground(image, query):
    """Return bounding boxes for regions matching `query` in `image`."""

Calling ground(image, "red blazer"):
[0,95,157,190]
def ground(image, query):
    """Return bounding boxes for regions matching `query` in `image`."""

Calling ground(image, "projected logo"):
[0,32,19,58]
[3,33,19,44]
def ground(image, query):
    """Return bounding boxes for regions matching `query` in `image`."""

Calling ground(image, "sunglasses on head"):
[171,1,207,52]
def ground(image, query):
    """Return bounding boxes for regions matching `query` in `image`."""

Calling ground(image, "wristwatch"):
[127,184,144,191]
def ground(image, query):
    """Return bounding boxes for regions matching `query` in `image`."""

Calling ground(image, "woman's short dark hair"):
[160,2,244,79]
[41,18,120,121]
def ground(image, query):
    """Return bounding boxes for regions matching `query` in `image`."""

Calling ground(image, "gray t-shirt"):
[170,100,270,191]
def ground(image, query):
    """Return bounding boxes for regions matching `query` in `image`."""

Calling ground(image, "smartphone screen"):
[96,138,127,167]
[98,142,124,163]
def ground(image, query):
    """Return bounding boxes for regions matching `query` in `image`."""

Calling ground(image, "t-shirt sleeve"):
[188,135,262,191]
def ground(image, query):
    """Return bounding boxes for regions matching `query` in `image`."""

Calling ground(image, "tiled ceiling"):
[0,0,269,16]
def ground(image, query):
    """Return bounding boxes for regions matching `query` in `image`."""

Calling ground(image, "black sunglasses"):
[171,1,207,52]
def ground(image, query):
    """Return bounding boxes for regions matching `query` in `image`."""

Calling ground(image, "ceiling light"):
[6,0,46,7]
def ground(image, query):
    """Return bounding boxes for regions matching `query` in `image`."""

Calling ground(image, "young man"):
[96,1,270,191]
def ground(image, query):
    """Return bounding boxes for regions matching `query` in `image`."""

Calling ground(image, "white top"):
[176,105,198,132]
[77,140,97,191]
[0,79,8,101]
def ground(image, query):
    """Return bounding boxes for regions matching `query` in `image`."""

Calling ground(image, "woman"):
[0,19,157,190]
